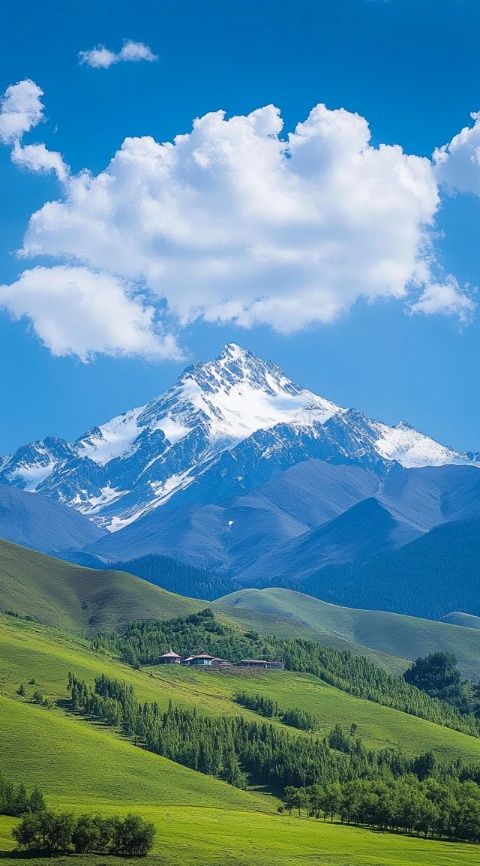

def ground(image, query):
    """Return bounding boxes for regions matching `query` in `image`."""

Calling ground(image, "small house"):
[158,649,182,665]
[182,653,225,667]
[237,659,285,671]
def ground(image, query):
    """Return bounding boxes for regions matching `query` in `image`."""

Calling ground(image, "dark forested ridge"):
[92,609,480,737]
[109,553,235,600]
[298,516,480,619]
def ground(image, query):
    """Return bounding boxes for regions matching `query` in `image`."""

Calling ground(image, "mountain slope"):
[0,539,199,634]
[88,459,382,567]
[299,516,480,620]
[89,460,480,579]
[1,344,476,535]
[442,612,480,630]
[236,498,421,586]
[214,588,480,680]
[0,485,104,555]
[4,537,480,679]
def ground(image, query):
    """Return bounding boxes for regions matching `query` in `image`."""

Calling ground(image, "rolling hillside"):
[3,539,480,679]
[442,612,480,629]
[3,613,480,761]
[214,587,480,679]
[1,613,480,866]
[0,539,200,634]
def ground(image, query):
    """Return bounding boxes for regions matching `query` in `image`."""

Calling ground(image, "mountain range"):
[1,343,479,617]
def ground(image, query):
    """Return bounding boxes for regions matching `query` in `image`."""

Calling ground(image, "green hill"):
[0,539,200,634]
[1,613,480,866]
[215,588,480,679]
[2,613,480,768]
[442,611,480,630]
[3,538,480,680]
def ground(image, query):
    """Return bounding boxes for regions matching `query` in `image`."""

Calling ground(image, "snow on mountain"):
[0,343,477,531]
[0,485,105,555]
[372,420,466,469]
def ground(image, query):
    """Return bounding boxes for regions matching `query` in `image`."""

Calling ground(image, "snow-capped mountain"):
[0,343,477,531]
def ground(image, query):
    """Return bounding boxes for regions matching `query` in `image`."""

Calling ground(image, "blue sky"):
[1,0,480,454]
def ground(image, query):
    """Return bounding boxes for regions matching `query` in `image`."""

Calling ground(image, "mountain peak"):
[217,342,252,361]
[1,344,477,531]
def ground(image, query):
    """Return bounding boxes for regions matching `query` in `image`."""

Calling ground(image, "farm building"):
[181,653,226,667]
[158,650,182,664]
[238,659,285,670]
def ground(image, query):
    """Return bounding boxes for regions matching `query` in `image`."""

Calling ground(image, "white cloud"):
[11,141,68,181]
[434,112,480,195]
[410,276,475,322]
[79,40,157,69]
[20,102,455,334]
[119,40,157,62]
[0,79,68,182]
[0,79,44,143]
[0,266,181,361]
[1,94,477,361]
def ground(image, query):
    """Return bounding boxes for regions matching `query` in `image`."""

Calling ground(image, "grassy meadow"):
[214,588,480,678]
[2,612,480,865]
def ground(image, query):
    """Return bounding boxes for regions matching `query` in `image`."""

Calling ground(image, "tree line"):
[234,691,318,731]
[92,609,480,738]
[67,672,480,823]
[281,776,480,842]
[109,553,235,600]
[0,774,45,817]
[13,811,155,856]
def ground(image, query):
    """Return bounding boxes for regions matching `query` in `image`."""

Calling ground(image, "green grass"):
[215,588,480,678]
[3,614,480,765]
[0,539,200,634]
[442,612,480,630]
[0,696,268,812]
[3,538,480,681]
[2,614,480,866]
[1,809,479,866]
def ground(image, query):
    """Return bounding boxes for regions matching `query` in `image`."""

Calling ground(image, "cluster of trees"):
[233,691,278,717]
[109,554,235,600]
[92,608,273,668]
[67,673,480,806]
[404,653,480,718]
[93,610,480,738]
[13,811,155,856]
[282,777,480,842]
[0,774,45,817]
[234,691,318,731]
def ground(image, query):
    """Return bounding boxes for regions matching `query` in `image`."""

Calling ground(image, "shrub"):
[13,810,155,856]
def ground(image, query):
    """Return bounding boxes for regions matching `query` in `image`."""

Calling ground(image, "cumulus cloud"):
[11,141,68,181]
[20,103,453,333]
[1,91,477,361]
[410,276,475,322]
[0,79,44,143]
[0,79,68,182]
[434,111,480,196]
[79,40,157,69]
[0,266,181,361]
